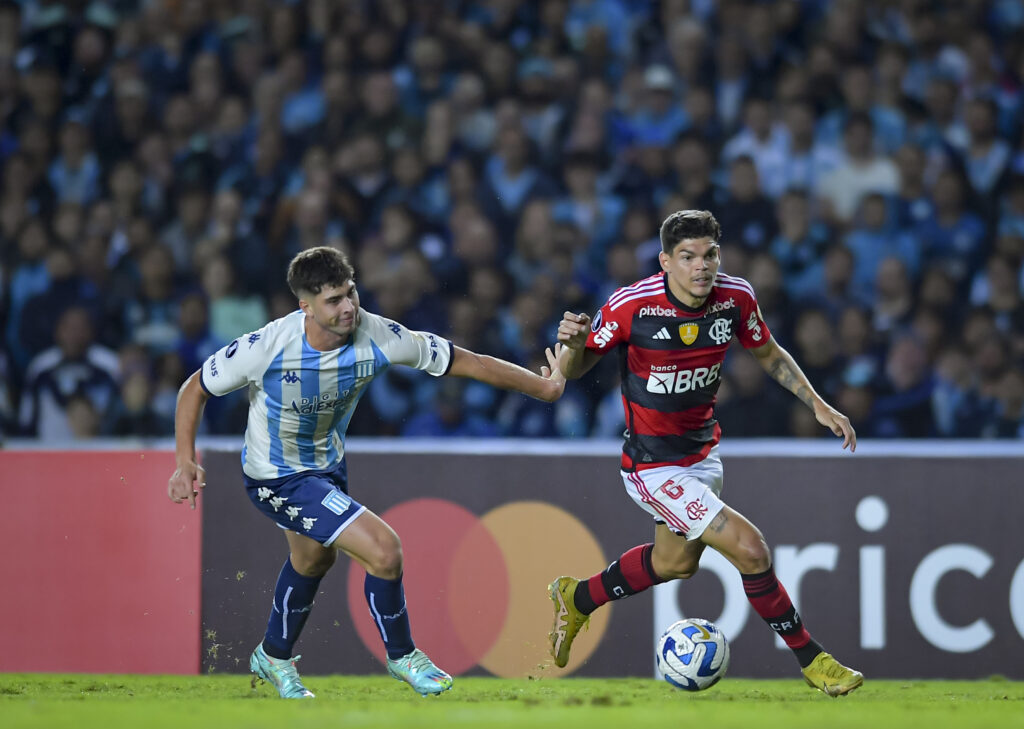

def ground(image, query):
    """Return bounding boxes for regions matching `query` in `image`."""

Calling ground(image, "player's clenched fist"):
[558,311,591,350]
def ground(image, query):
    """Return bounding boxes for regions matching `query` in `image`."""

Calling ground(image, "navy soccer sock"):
[261,558,322,660]
[364,573,415,660]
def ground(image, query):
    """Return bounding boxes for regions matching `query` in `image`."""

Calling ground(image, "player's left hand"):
[538,343,567,402]
[814,402,857,452]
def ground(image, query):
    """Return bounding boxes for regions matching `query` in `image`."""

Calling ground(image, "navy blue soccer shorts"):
[242,460,366,546]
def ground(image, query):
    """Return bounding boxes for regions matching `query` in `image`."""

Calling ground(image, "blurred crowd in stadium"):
[1,0,1023,442]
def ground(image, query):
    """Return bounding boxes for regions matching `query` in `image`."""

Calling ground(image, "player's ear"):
[658,251,670,272]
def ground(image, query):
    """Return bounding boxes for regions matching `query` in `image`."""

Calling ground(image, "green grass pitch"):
[3,674,1023,729]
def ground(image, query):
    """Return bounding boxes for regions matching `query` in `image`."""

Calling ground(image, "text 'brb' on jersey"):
[587,272,771,472]
[200,309,453,480]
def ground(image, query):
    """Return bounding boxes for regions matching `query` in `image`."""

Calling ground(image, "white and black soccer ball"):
[656,618,730,691]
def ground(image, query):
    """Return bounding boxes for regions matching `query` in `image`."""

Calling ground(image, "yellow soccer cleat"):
[801,652,864,697]
[548,576,590,668]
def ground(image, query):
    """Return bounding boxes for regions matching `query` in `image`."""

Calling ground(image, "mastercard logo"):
[346,498,611,677]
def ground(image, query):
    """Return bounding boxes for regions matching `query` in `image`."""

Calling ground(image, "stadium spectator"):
[715,155,776,251]
[845,192,921,301]
[721,96,788,199]
[0,0,1020,442]
[818,113,900,224]
[18,306,119,439]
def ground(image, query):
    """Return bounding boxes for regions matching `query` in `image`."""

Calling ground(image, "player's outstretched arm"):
[750,336,857,452]
[556,311,603,379]
[447,344,566,402]
[167,370,211,509]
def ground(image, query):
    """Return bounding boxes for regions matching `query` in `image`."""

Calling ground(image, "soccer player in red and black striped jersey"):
[547,209,863,696]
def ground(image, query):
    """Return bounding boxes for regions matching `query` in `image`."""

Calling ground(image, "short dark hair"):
[659,209,721,253]
[286,246,354,298]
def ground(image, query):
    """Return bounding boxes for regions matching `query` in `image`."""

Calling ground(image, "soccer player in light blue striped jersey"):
[168,246,565,698]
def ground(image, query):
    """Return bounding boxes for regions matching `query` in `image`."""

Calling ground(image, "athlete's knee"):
[651,550,700,581]
[364,532,404,579]
[291,546,337,577]
[732,533,771,573]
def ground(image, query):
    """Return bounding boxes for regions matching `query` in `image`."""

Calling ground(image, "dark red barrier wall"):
[200,445,1024,679]
[0,451,202,674]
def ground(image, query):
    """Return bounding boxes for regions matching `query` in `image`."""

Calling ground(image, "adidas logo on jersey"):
[652,327,671,340]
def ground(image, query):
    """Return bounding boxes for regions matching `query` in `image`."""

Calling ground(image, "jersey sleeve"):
[735,284,772,349]
[585,300,629,353]
[360,311,453,376]
[200,327,274,396]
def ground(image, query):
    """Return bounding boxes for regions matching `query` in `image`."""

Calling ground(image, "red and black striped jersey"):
[586,271,771,472]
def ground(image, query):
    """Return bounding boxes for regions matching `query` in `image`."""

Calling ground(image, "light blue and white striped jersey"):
[200,309,453,480]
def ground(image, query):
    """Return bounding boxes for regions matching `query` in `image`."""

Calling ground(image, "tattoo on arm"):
[768,358,815,408]
[710,511,728,534]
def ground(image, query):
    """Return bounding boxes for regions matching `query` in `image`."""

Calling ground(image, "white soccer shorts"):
[621,445,725,541]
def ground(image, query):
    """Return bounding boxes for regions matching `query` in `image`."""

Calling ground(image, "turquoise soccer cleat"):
[249,643,315,698]
[386,648,453,696]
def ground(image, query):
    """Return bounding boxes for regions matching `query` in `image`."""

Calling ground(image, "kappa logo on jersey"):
[652,327,671,340]
[282,371,301,384]
[226,340,239,358]
[639,305,678,318]
[679,324,699,345]
[709,318,732,345]
[646,363,722,394]
[594,321,619,348]
[248,333,261,348]
[707,297,736,314]
[747,311,763,342]
[388,322,402,338]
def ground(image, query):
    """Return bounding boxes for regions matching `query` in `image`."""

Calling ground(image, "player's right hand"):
[168,461,206,510]
[557,311,591,350]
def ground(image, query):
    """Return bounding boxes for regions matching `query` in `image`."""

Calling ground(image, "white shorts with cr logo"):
[621,445,725,541]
